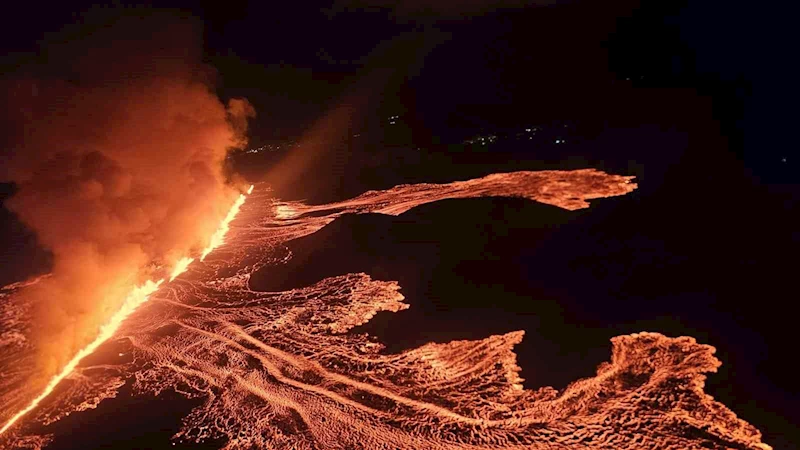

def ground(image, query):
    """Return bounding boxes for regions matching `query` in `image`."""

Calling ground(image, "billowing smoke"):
[0,10,254,380]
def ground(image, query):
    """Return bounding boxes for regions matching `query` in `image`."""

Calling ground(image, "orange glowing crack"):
[0,185,254,435]
[170,256,195,282]
[200,188,250,261]
[0,279,162,435]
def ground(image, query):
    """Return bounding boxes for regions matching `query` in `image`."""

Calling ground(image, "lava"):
[0,279,163,435]
[0,185,254,437]
[170,257,195,282]
[201,189,250,261]
[0,172,772,449]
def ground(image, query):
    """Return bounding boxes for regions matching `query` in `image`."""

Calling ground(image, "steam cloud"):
[0,11,254,382]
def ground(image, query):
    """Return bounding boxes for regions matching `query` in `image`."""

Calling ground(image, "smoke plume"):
[0,10,254,380]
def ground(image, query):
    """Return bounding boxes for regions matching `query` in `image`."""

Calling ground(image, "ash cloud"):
[0,10,254,379]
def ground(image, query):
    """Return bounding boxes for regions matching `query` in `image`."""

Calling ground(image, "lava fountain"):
[200,189,250,261]
[0,185,255,436]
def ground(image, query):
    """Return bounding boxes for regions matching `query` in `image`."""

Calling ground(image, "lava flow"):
[0,171,772,449]
[0,185,255,436]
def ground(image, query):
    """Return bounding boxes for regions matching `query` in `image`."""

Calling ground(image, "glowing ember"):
[0,185,255,436]
[200,185,253,261]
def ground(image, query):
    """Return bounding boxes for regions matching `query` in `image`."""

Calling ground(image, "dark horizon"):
[2,1,795,184]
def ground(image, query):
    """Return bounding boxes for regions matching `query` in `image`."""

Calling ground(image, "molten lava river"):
[0,170,771,449]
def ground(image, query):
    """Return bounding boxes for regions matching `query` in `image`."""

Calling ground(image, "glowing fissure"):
[201,190,249,261]
[0,185,254,435]
[170,257,195,282]
[0,279,162,435]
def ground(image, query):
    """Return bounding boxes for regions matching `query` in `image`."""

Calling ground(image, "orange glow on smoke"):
[0,185,255,435]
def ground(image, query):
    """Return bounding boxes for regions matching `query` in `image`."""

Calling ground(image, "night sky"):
[1,1,798,449]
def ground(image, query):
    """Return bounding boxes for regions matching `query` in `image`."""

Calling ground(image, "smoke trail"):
[0,10,254,388]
